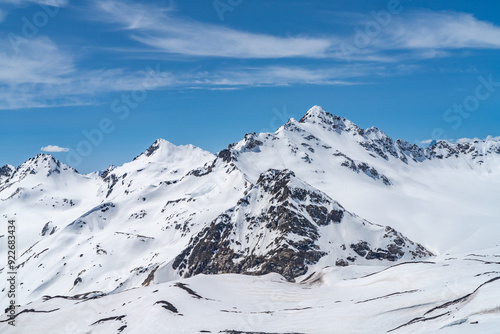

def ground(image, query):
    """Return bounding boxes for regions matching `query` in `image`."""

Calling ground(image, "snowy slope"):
[2,249,499,334]
[0,141,251,304]
[0,154,103,252]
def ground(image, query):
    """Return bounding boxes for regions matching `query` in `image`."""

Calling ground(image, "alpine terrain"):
[1,106,500,333]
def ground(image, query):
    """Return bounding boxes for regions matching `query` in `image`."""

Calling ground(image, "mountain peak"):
[134,139,192,161]
[138,138,207,160]
[364,126,390,140]
[297,106,364,137]
[23,153,59,168]
[143,138,173,157]
[299,105,332,123]
[12,154,77,180]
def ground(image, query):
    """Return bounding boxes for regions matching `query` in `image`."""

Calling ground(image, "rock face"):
[173,169,432,282]
[0,164,15,178]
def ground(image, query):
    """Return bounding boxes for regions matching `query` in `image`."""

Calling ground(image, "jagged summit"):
[299,105,330,121]
[13,153,77,179]
[298,105,364,134]
[0,153,89,207]
[298,107,500,162]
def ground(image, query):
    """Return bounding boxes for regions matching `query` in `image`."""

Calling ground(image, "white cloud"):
[420,139,435,144]
[336,11,500,61]
[3,0,68,7]
[95,0,334,59]
[93,2,500,62]
[0,37,177,109]
[41,145,70,152]
[0,34,380,109]
[0,37,74,86]
[0,62,372,110]
[8,7,500,109]
[191,65,386,87]
[387,11,500,50]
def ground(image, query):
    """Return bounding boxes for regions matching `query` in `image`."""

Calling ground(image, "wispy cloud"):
[336,11,500,61]
[2,0,68,7]
[386,11,500,50]
[93,2,500,62]
[0,63,369,109]
[95,0,334,59]
[0,36,379,109]
[0,37,177,109]
[191,65,386,87]
[4,3,500,110]
[41,145,70,152]
[0,37,74,86]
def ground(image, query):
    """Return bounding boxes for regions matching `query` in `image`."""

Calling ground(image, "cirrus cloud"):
[94,1,500,62]
[95,0,334,59]
[2,0,68,7]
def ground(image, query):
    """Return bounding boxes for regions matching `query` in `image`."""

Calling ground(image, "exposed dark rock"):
[41,221,56,236]
[174,283,204,299]
[90,315,126,326]
[243,133,263,150]
[0,165,14,178]
[154,300,178,313]
[351,241,371,257]
[141,266,159,287]
[217,149,233,163]
[103,173,119,198]
[351,228,432,262]
[336,259,349,267]
[335,152,392,185]
[144,139,162,157]
[129,210,147,219]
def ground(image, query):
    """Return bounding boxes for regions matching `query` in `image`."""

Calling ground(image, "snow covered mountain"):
[1,106,500,333]
[173,169,431,282]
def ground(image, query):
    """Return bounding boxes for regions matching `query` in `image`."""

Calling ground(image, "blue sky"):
[1,0,500,173]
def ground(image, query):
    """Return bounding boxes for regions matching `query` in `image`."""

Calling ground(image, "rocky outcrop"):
[173,169,432,282]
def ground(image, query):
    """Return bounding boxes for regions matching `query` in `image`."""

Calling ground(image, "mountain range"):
[1,106,500,333]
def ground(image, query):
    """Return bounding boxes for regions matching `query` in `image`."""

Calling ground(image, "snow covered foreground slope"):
[1,106,500,333]
[3,251,500,334]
